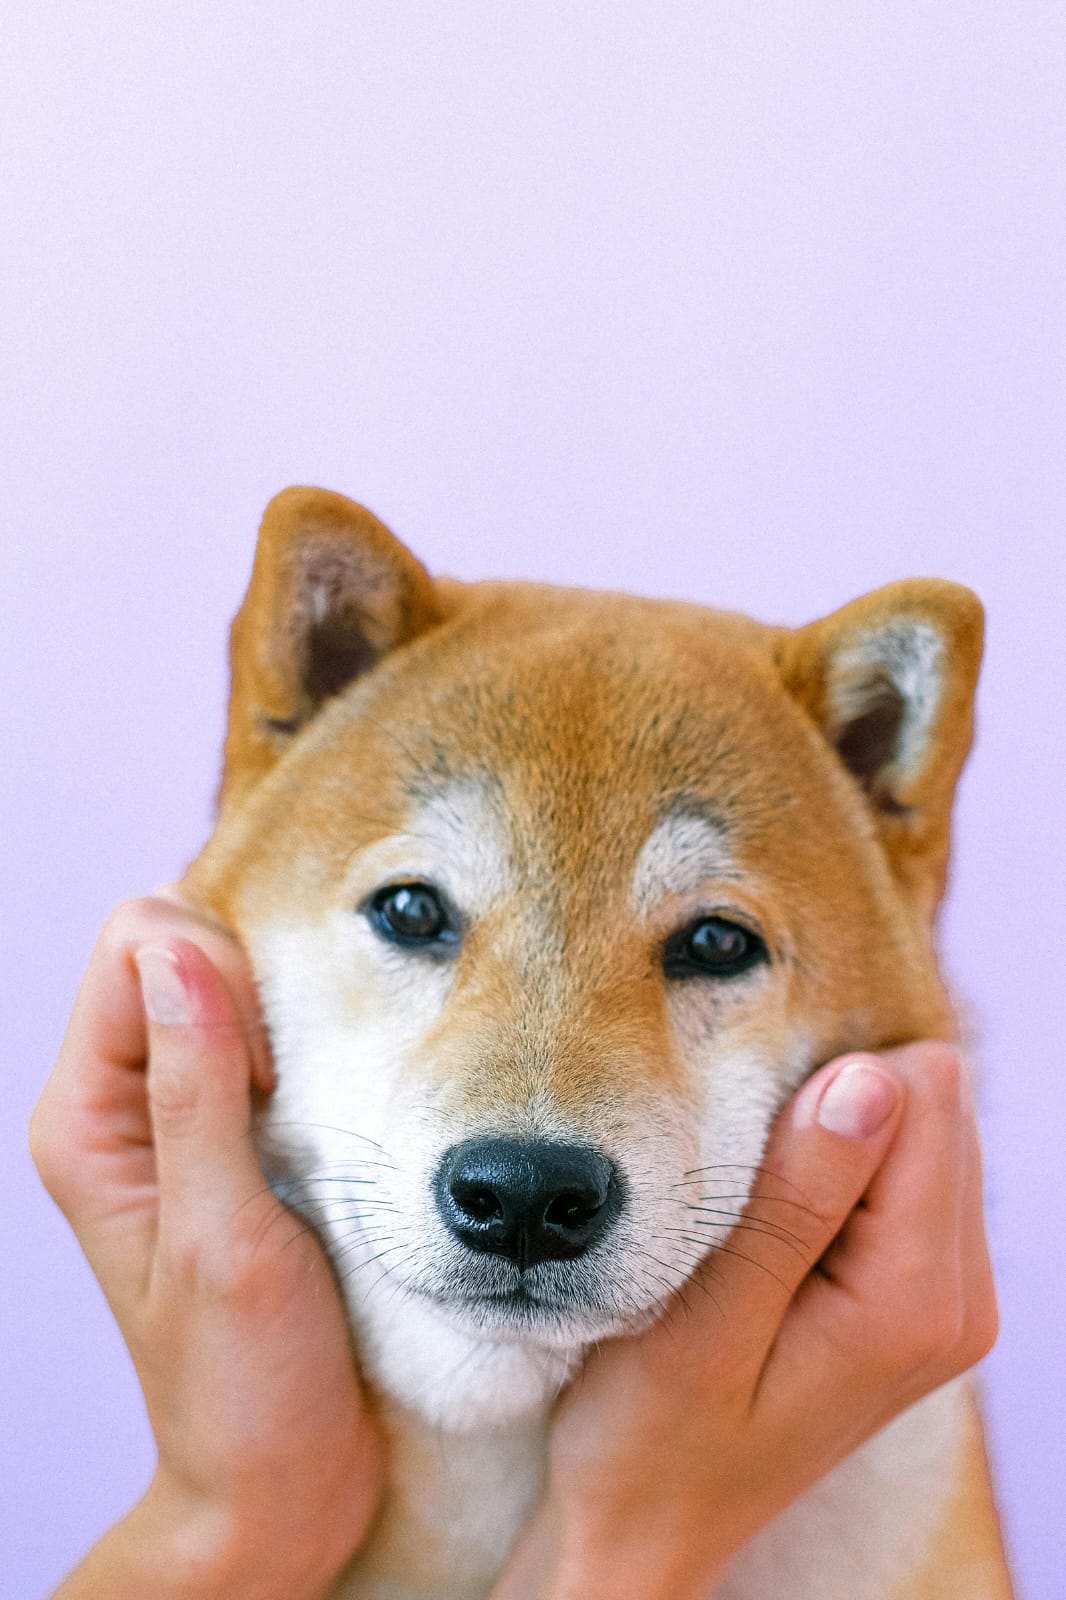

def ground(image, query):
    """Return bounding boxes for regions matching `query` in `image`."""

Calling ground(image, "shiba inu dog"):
[185,487,1011,1599]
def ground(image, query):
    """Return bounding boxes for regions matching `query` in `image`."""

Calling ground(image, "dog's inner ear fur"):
[261,544,391,730]
[820,619,946,812]
[220,486,440,809]
[777,580,984,915]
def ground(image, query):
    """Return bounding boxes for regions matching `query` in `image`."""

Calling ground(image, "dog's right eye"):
[367,882,459,950]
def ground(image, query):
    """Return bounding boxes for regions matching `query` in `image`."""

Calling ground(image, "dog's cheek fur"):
[248,913,452,1240]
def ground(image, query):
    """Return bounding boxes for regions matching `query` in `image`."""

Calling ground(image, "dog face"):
[187,489,982,1360]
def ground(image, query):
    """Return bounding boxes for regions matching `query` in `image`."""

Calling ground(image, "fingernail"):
[135,946,192,1026]
[817,1058,900,1139]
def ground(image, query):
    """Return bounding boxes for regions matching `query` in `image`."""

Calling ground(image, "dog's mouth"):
[419,1279,557,1319]
[409,1264,643,1345]
[477,1285,543,1307]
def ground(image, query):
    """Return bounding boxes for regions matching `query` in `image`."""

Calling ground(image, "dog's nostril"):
[453,1182,504,1222]
[436,1138,622,1269]
[544,1190,600,1230]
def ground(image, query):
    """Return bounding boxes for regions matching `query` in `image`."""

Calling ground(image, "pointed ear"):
[776,579,984,915]
[219,486,440,810]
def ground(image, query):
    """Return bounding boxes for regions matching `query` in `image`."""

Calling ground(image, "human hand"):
[494,1044,998,1600]
[30,894,383,1600]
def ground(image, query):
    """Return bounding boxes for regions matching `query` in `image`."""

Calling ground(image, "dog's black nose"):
[435,1138,621,1269]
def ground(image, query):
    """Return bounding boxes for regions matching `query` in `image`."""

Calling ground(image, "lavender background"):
[3,5,1063,1596]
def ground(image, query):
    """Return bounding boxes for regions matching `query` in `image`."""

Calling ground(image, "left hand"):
[494,1043,998,1600]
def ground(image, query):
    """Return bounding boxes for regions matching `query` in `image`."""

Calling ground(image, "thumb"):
[696,1055,905,1341]
[135,938,272,1251]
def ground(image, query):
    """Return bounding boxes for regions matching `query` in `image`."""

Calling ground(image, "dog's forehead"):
[393,611,801,809]
[340,607,816,895]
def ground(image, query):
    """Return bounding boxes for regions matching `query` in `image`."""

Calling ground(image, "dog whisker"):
[676,1163,815,1206]
[263,1121,393,1155]
[703,1242,793,1291]
[245,1189,394,1248]
[330,1227,415,1264]
[678,1187,819,1213]
[288,1171,396,1184]
[683,1198,807,1230]
[678,1213,809,1256]
[275,1183,399,1207]
[336,1243,410,1283]
[285,1205,401,1234]
[350,1242,435,1308]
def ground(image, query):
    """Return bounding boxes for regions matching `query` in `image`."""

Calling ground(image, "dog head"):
[187,487,982,1371]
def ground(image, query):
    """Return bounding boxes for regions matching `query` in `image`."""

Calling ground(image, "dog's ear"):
[220,486,440,809]
[776,579,984,917]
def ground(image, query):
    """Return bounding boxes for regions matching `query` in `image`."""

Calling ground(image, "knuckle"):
[888,1258,931,1322]
[160,1231,205,1289]
[98,893,197,958]
[856,1313,918,1385]
[913,1043,966,1110]
[148,1067,201,1136]
[960,1288,1000,1367]
[904,1291,966,1371]
[921,1303,967,1366]
[97,895,173,964]
[27,1100,65,1198]
[884,1261,966,1370]
[204,1234,276,1309]
[99,896,158,947]
[27,1102,85,1220]
[162,1216,276,1309]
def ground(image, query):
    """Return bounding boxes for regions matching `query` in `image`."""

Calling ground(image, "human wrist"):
[547,1526,728,1600]
[143,1467,362,1600]
[493,1489,727,1600]
[51,1471,351,1600]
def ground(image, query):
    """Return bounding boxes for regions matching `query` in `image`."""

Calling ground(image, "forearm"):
[52,1476,344,1600]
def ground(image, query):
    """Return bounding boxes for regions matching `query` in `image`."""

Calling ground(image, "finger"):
[773,1044,981,1410]
[952,1067,999,1363]
[33,894,273,1214]
[31,896,274,1315]
[150,883,276,1093]
[137,938,275,1255]
[30,904,158,1224]
[879,1048,997,1364]
[686,1054,905,1361]
[122,887,275,1093]
[39,895,272,1119]
[810,1044,965,1307]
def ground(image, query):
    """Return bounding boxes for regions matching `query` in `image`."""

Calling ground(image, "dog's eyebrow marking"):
[355,778,516,913]
[631,810,737,914]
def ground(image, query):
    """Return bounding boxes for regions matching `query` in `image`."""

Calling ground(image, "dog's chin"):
[416,1282,644,1349]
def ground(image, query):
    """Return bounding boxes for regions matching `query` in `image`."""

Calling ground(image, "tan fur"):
[892,1394,1013,1600]
[184,487,1011,1598]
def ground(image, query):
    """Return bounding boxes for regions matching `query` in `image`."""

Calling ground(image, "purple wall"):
[3,6,1062,1595]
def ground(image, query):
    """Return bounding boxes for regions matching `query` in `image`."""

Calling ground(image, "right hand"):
[31,893,383,1600]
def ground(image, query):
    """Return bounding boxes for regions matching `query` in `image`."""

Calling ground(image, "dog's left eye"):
[367,882,458,949]
[663,915,768,979]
